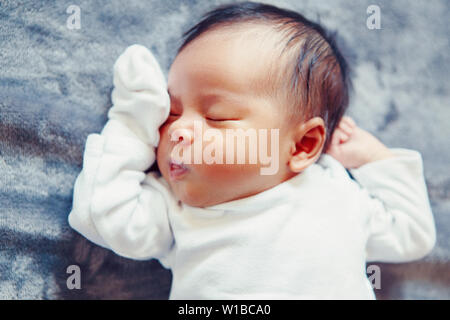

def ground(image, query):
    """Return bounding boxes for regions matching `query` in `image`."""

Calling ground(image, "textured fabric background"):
[0,0,449,299]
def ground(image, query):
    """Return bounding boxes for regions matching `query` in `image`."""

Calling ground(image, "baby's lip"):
[169,159,188,169]
[168,159,189,180]
[169,156,185,166]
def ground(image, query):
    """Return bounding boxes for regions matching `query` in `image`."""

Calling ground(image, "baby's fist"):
[108,45,170,146]
[326,116,394,169]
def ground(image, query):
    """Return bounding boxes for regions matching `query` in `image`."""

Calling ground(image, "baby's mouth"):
[169,159,189,180]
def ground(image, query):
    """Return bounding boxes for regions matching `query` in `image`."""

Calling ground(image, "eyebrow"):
[168,88,225,100]
[167,88,245,109]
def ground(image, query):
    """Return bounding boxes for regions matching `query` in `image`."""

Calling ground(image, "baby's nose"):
[170,128,193,146]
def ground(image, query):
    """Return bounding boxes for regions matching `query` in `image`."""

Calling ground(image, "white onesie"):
[68,45,436,299]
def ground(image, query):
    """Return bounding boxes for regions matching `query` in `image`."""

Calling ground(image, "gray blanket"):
[1,0,449,299]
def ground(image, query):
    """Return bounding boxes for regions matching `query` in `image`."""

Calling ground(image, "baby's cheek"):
[156,136,170,171]
[158,121,171,140]
[195,162,261,188]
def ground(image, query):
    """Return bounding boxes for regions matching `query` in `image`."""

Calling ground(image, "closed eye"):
[206,117,240,122]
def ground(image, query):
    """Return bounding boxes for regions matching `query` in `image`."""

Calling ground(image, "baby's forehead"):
[168,21,300,114]
[182,24,286,86]
[183,22,286,61]
[204,22,284,58]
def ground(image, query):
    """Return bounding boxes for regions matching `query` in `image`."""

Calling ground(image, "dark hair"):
[176,1,351,152]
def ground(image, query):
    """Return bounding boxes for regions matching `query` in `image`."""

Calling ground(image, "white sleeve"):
[349,148,437,263]
[68,44,173,262]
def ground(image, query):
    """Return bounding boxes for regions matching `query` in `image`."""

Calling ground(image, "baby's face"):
[156,29,296,207]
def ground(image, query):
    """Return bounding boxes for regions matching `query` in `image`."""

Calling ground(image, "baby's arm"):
[326,117,436,262]
[68,45,173,261]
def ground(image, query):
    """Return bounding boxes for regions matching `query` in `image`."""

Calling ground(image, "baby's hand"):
[325,116,394,169]
[107,45,170,146]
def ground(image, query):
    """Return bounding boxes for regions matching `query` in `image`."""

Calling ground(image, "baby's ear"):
[288,117,326,172]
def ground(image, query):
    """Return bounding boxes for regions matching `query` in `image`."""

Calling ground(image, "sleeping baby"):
[68,2,436,299]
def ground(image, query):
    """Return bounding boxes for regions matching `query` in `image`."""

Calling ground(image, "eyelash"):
[206,117,232,122]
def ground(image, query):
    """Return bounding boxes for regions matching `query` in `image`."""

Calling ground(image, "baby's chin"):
[179,196,212,208]
[169,181,220,208]
[165,171,248,208]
